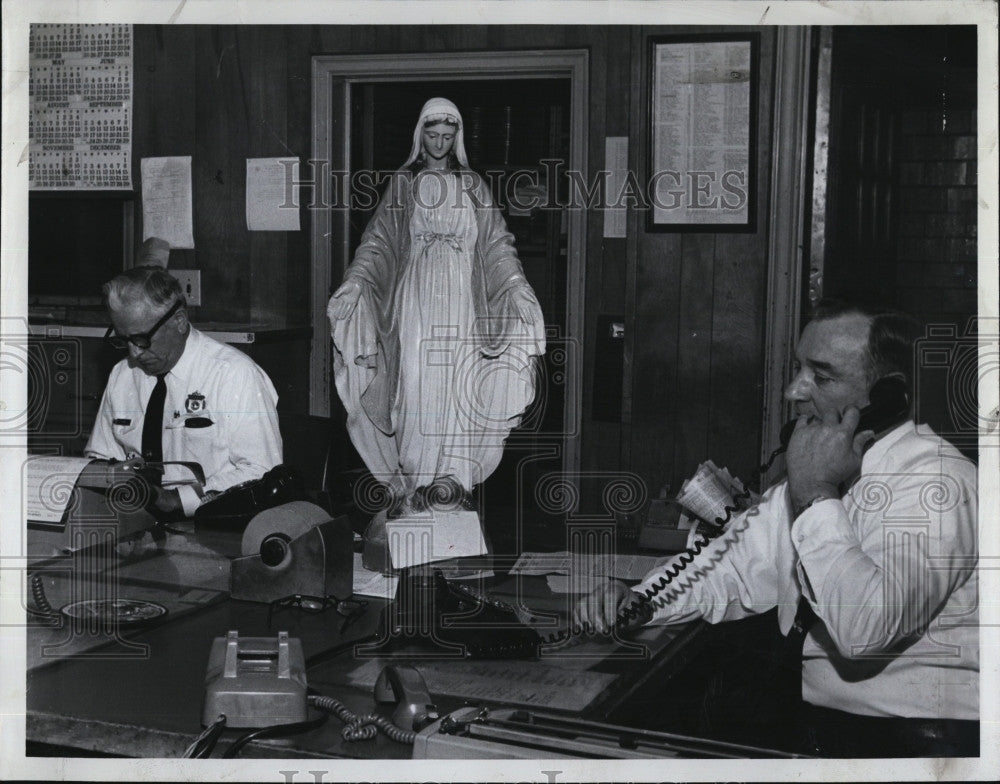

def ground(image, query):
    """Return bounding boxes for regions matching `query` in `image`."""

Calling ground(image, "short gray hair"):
[103,265,185,310]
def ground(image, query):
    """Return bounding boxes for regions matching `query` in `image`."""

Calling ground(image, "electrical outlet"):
[173,270,201,307]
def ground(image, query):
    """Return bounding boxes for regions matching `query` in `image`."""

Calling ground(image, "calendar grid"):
[29,23,133,190]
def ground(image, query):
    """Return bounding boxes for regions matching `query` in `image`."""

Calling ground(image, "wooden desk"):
[25,526,705,759]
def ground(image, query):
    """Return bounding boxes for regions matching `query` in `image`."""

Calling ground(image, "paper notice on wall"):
[24,456,93,523]
[141,156,194,248]
[604,137,628,238]
[246,158,300,231]
[651,39,752,225]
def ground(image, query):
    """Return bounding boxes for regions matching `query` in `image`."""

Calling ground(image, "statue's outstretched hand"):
[509,286,541,326]
[327,279,363,322]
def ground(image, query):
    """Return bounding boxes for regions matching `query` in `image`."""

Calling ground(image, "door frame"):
[310,49,589,479]
[761,26,815,482]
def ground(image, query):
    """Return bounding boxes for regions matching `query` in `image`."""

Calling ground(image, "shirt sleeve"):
[791,452,977,659]
[635,483,796,626]
[202,358,283,496]
[83,370,126,460]
[176,484,203,518]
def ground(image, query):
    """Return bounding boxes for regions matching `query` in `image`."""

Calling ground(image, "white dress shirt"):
[85,328,283,516]
[634,421,978,719]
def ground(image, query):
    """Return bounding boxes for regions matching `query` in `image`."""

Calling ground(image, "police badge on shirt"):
[180,391,213,428]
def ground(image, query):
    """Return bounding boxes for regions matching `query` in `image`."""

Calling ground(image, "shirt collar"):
[861,419,914,472]
[163,326,200,385]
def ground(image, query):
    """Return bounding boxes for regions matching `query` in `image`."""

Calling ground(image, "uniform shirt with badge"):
[85,327,283,516]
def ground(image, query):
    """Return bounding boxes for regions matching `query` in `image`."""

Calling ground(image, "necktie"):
[792,595,819,638]
[141,374,167,479]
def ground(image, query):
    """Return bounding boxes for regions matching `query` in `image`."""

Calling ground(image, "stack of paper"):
[676,460,758,526]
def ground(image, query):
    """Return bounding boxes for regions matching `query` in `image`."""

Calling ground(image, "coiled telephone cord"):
[309,693,416,744]
[538,484,756,647]
[30,573,55,615]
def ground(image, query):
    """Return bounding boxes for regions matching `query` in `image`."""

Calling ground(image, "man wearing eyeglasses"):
[85,265,283,519]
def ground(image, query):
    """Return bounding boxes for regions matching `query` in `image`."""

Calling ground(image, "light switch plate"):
[173,270,201,307]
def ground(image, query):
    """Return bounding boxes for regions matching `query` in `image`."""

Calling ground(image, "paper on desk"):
[352,552,398,600]
[141,156,194,248]
[246,157,300,231]
[24,456,93,523]
[510,551,574,575]
[547,574,601,595]
[346,658,617,713]
[511,551,664,581]
[386,510,487,569]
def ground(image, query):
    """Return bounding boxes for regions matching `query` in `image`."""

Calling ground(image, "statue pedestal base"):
[361,509,393,575]
[360,507,490,577]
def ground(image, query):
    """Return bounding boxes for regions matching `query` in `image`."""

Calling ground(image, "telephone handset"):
[374,664,439,731]
[774,374,911,454]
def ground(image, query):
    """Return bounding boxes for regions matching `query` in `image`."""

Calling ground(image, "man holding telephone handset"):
[85,262,283,520]
[575,300,978,756]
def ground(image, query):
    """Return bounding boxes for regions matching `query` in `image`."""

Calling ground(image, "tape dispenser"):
[230,501,353,603]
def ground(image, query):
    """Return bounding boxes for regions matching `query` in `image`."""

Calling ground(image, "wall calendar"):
[29,23,132,190]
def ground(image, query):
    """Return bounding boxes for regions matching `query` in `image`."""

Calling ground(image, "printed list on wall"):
[29,23,132,190]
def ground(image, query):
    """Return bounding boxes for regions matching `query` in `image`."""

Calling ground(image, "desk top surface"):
[25,524,703,759]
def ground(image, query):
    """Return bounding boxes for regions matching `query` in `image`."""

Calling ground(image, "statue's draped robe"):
[331,168,546,497]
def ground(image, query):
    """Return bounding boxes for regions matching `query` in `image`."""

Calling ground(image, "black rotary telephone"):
[376,567,542,659]
[193,464,305,529]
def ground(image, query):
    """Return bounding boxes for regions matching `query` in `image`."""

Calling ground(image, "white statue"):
[328,97,545,561]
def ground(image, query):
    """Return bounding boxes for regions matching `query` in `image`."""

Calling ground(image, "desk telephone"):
[197,632,435,755]
[379,567,543,659]
[194,464,305,528]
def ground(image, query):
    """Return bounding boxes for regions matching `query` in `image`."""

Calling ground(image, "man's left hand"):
[148,486,185,521]
[786,407,875,514]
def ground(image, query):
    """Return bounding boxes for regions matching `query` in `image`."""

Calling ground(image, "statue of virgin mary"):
[328,97,545,545]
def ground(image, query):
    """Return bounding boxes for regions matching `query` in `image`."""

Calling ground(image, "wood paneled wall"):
[132,24,778,504]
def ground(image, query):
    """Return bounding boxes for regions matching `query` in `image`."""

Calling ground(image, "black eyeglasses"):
[104,299,183,350]
[267,593,368,634]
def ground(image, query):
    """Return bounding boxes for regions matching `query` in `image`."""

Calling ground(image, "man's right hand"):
[327,279,363,322]
[573,580,650,634]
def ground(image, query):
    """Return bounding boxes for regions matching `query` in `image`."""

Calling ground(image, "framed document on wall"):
[647,34,758,232]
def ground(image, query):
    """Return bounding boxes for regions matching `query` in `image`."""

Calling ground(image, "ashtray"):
[60,598,169,626]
